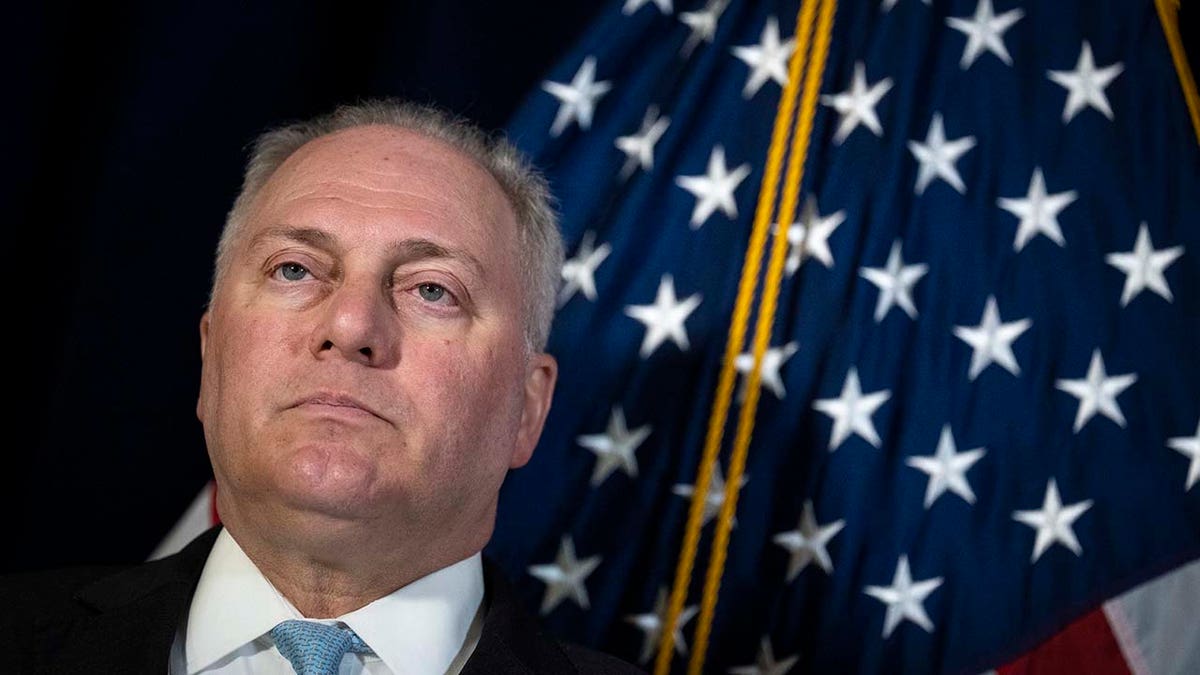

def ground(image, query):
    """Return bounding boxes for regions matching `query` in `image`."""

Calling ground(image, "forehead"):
[248,125,519,254]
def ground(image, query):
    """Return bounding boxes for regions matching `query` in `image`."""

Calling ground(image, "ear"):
[199,310,211,359]
[196,311,211,422]
[510,352,558,469]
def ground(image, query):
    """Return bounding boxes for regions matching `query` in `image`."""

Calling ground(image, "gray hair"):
[211,99,563,351]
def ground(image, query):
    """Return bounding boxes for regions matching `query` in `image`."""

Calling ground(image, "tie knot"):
[269,619,373,675]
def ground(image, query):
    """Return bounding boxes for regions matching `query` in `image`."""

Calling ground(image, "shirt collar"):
[340,552,484,675]
[185,528,484,675]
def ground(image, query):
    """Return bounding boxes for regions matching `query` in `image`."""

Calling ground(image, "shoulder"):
[0,521,220,662]
[0,563,131,669]
[0,564,128,621]
[560,642,646,674]
[0,528,221,671]
[1,526,220,618]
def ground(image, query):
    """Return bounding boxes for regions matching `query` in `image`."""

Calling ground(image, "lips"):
[292,391,386,422]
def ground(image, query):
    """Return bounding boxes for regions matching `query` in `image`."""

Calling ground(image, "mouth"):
[292,392,387,423]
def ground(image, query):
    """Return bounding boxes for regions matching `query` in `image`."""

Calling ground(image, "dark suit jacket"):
[0,527,642,674]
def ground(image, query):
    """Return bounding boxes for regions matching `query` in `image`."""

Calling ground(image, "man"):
[2,101,641,674]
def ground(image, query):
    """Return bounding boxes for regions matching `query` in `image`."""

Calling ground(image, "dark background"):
[7,0,606,573]
[6,1,1196,574]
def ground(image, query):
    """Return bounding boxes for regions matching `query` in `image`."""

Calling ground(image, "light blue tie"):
[269,619,374,675]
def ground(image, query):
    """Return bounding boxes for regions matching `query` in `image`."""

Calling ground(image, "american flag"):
[480,0,1200,672]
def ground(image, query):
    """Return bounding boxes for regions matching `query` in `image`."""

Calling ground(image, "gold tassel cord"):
[1154,0,1200,144]
[685,0,837,672]
[652,0,831,671]
[657,0,1192,672]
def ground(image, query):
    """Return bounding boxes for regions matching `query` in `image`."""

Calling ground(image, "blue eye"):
[276,263,310,281]
[417,283,447,302]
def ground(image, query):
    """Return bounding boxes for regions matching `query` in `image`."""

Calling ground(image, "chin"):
[275,443,380,517]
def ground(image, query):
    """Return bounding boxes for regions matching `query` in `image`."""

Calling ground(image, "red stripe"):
[997,608,1131,675]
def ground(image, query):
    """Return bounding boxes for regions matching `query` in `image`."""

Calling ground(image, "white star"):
[672,463,748,527]
[907,113,976,194]
[772,501,845,581]
[542,56,613,137]
[728,636,800,675]
[679,0,730,56]
[1105,222,1185,307]
[623,0,671,15]
[625,588,698,664]
[997,168,1078,252]
[577,406,652,486]
[945,0,1024,69]
[864,556,943,639]
[859,240,928,322]
[778,197,846,274]
[813,367,892,450]
[795,198,844,270]
[615,106,671,179]
[821,62,893,143]
[527,537,602,614]
[1168,420,1200,491]
[906,426,987,508]
[624,274,703,358]
[1047,41,1124,123]
[881,0,930,11]
[731,17,796,99]
[675,145,752,228]
[734,341,799,400]
[1013,479,1093,563]
[952,295,1032,380]
[1055,350,1138,432]
[559,231,611,306]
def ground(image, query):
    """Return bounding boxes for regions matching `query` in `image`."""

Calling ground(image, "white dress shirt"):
[168,529,484,675]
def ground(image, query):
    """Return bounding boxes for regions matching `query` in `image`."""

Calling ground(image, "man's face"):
[197,126,556,559]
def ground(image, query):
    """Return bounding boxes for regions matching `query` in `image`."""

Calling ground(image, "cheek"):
[410,341,524,462]
[204,309,306,447]
[219,312,299,382]
[456,341,524,414]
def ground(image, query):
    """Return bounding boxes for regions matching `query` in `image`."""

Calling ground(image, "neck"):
[248,545,406,618]
[218,507,487,618]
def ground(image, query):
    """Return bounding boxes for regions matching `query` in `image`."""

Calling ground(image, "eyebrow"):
[249,226,338,256]
[248,225,485,278]
[390,238,488,278]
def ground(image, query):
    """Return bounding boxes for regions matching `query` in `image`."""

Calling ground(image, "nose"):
[309,275,399,368]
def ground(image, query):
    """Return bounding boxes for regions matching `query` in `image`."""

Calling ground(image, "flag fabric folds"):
[483,0,1200,672]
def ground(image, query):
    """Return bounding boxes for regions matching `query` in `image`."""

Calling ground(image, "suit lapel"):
[35,526,220,673]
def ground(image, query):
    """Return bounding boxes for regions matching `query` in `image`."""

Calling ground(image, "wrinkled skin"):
[196,125,556,616]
